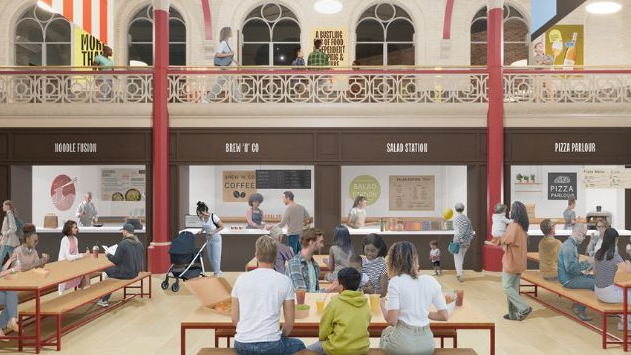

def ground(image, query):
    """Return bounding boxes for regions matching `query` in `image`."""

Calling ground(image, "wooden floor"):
[1,270,629,355]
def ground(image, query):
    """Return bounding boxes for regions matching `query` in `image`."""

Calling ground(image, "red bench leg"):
[149,275,152,299]
[57,315,62,351]
[440,337,444,348]
[18,315,23,351]
[454,332,457,348]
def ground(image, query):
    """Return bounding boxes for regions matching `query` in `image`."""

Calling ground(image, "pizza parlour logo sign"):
[548,172,577,200]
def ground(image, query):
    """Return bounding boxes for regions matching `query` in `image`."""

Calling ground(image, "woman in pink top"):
[57,220,90,294]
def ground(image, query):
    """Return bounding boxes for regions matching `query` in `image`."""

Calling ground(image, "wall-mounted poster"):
[308,28,349,67]
[349,175,381,206]
[101,168,146,201]
[545,25,584,68]
[74,28,105,67]
[50,174,77,211]
[223,171,256,202]
[389,175,435,211]
[548,172,577,200]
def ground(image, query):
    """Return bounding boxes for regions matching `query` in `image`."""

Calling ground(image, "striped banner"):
[40,0,112,45]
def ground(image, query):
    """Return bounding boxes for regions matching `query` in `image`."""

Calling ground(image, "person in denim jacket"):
[558,223,593,321]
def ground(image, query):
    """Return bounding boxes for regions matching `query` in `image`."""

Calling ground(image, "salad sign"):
[548,172,577,200]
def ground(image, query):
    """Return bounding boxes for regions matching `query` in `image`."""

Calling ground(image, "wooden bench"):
[214,328,457,348]
[18,272,151,351]
[520,270,627,349]
[197,348,477,355]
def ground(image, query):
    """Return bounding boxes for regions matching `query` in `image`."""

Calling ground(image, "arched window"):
[470,4,528,65]
[14,5,71,66]
[355,3,415,66]
[128,5,186,66]
[241,3,300,66]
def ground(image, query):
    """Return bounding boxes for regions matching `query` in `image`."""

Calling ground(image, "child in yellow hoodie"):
[307,267,372,355]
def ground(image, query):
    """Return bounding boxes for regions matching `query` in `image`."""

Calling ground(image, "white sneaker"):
[96,300,109,307]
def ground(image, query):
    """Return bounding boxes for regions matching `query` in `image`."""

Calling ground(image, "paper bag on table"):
[184,277,233,315]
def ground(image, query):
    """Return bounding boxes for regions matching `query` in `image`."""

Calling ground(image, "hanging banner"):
[545,25,584,68]
[308,28,349,67]
[74,27,104,67]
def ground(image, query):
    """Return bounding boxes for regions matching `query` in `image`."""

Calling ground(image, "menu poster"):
[548,172,577,200]
[223,171,256,202]
[389,175,435,211]
[101,168,146,201]
[583,168,631,188]
[256,170,312,189]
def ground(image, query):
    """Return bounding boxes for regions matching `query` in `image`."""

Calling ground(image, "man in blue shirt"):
[558,223,593,321]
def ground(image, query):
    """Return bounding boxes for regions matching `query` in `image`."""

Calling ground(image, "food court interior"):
[0,0,630,354]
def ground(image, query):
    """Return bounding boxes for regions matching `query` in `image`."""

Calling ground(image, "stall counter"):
[37,226,146,234]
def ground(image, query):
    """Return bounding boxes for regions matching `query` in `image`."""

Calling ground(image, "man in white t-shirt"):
[232,236,306,355]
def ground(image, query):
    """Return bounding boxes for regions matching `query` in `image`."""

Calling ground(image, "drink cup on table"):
[455,290,464,306]
[370,293,380,313]
[296,289,306,305]
[93,245,100,258]
[316,298,325,314]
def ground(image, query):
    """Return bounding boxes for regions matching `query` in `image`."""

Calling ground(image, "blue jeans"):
[0,291,18,328]
[562,274,595,312]
[235,337,305,355]
[206,234,222,275]
[287,234,301,255]
[0,245,15,266]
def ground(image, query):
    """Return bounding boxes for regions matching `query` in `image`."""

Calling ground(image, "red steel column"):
[148,0,171,274]
[482,0,505,271]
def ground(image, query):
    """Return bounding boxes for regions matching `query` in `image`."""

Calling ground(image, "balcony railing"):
[167,67,489,104]
[503,67,631,104]
[0,67,153,104]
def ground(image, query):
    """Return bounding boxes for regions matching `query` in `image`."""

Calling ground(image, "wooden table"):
[245,255,330,271]
[181,293,495,355]
[0,256,113,353]
[527,252,590,263]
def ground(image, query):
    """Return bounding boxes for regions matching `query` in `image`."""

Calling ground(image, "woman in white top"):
[380,241,449,355]
[1,200,21,265]
[197,201,225,276]
[58,220,90,294]
[208,27,240,101]
[347,196,367,229]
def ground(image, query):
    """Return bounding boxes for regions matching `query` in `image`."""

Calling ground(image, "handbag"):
[43,213,59,229]
[214,41,234,66]
[448,241,460,255]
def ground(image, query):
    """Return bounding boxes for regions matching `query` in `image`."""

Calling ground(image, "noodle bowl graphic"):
[50,175,76,211]
[553,176,571,184]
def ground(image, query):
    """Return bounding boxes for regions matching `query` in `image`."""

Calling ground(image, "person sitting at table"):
[361,233,389,297]
[538,219,562,281]
[379,241,448,355]
[269,226,293,274]
[325,225,353,282]
[586,218,611,256]
[57,220,90,295]
[558,223,593,321]
[232,235,306,355]
[246,193,265,229]
[594,229,631,312]
[12,223,49,271]
[97,223,144,307]
[286,228,338,293]
[307,267,371,355]
[0,253,21,341]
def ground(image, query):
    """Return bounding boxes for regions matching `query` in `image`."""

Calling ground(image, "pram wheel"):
[161,280,169,290]
[171,282,180,292]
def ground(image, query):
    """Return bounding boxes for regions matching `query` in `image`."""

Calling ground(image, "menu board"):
[583,168,631,188]
[389,175,435,211]
[256,170,312,189]
[100,168,146,201]
[223,171,256,202]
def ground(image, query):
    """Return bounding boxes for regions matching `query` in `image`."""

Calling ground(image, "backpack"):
[14,215,24,238]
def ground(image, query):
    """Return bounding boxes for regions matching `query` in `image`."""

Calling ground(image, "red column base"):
[482,244,504,272]
[147,244,172,274]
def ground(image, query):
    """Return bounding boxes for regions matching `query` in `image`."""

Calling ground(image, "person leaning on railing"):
[92,46,114,99]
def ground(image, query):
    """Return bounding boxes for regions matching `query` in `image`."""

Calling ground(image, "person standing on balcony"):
[307,39,329,67]
[92,46,114,99]
[291,47,305,66]
[208,27,241,102]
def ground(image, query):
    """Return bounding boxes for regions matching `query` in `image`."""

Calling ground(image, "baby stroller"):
[161,231,207,292]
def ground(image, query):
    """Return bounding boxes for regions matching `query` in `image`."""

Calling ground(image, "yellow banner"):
[74,27,104,67]
[309,28,349,67]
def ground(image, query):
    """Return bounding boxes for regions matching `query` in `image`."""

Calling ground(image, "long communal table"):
[181,293,495,355]
[0,256,114,353]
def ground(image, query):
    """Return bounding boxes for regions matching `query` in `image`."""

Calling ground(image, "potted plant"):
[523,175,530,183]
[530,174,535,183]
[516,173,523,183]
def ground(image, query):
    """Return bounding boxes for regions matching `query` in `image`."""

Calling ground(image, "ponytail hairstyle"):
[196,201,209,217]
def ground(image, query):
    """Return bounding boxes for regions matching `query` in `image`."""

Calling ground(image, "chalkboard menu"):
[256,170,312,189]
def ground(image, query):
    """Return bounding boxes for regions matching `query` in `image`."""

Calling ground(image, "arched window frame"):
[14,5,72,66]
[241,3,301,66]
[127,5,187,66]
[470,4,529,65]
[355,3,415,66]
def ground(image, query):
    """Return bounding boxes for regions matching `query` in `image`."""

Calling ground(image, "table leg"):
[490,325,495,355]
[625,286,629,352]
[181,326,186,355]
[36,289,41,354]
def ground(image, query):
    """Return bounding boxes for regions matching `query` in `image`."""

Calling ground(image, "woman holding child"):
[379,241,449,355]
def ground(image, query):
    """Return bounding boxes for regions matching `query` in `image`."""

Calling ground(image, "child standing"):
[307,267,371,355]
[492,203,512,251]
[361,233,389,297]
[429,240,441,276]
[349,254,373,294]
